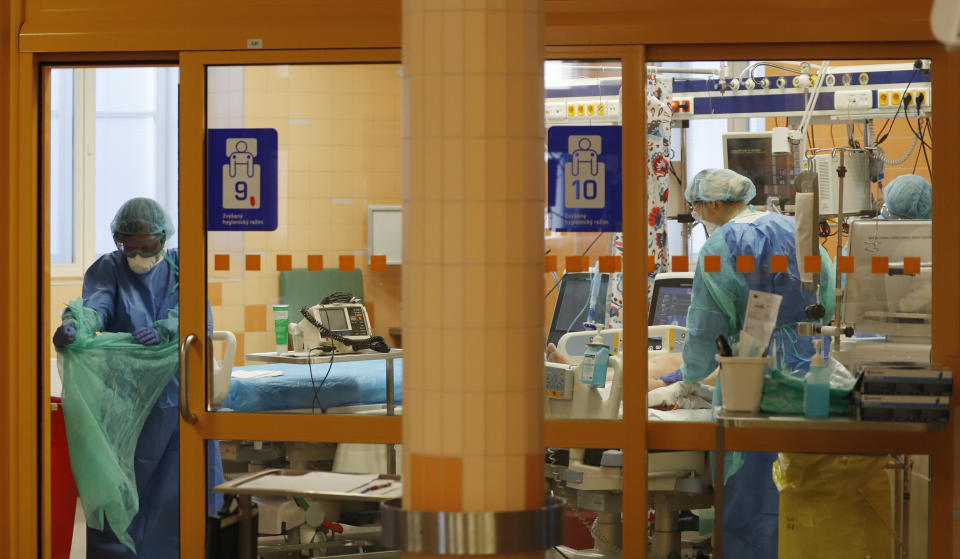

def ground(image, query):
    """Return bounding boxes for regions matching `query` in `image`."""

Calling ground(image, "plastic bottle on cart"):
[580,327,610,388]
[803,339,830,419]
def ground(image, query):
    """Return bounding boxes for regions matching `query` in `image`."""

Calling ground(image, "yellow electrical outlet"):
[586,103,595,116]
[891,91,902,105]
[910,88,930,107]
[902,91,913,106]
[567,103,576,117]
[596,102,605,116]
[577,103,585,116]
[878,91,890,106]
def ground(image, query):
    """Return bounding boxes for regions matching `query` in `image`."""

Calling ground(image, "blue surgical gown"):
[681,211,836,559]
[79,249,224,559]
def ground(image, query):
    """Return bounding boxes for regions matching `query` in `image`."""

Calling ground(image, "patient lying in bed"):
[545,343,685,390]
[544,343,714,411]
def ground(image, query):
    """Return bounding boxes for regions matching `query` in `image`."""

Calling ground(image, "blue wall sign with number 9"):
[207,128,278,231]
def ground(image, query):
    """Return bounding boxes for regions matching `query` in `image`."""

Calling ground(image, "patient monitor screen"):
[724,133,796,207]
[650,286,693,327]
[319,308,350,331]
[548,273,610,347]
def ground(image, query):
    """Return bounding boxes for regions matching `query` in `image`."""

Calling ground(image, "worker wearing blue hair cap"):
[52,198,223,558]
[840,173,931,275]
[880,174,932,219]
[681,169,835,559]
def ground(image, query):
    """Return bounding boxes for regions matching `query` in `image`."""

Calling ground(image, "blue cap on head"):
[110,198,176,237]
[883,174,932,219]
[686,169,757,204]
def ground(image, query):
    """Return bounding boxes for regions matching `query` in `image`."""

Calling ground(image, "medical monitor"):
[843,219,932,340]
[723,132,796,207]
[648,272,695,327]
[547,272,611,347]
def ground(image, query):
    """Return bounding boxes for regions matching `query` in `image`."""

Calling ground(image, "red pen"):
[361,481,392,493]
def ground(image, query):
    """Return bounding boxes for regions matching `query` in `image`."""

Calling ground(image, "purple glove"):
[53,324,77,348]
[133,326,161,346]
[659,368,684,385]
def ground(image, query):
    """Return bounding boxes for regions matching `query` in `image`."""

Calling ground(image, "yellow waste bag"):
[774,453,893,559]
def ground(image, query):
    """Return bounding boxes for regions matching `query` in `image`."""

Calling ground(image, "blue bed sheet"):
[222,359,403,413]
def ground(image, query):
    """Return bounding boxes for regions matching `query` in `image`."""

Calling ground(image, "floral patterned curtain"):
[646,76,673,300]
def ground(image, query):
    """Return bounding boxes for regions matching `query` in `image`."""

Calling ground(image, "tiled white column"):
[401,1,545,557]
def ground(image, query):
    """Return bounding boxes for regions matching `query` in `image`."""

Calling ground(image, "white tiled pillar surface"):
[401,1,545,555]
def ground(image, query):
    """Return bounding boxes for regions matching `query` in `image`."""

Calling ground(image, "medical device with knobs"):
[545,354,623,421]
[293,299,389,354]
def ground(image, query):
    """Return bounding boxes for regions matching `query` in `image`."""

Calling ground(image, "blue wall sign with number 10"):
[207,128,279,231]
[547,125,622,232]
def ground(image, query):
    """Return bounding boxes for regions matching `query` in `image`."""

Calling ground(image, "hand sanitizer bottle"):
[580,327,610,388]
[803,339,830,419]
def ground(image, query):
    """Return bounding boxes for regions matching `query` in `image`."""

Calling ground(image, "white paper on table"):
[232,369,284,379]
[742,290,783,342]
[239,471,379,493]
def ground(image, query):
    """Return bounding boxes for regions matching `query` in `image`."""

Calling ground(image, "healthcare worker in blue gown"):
[877,173,932,221]
[52,198,224,558]
[680,169,836,559]
[840,174,931,296]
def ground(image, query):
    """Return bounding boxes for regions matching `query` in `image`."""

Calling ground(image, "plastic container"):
[716,354,768,413]
[803,340,830,418]
[580,330,610,388]
[273,304,289,354]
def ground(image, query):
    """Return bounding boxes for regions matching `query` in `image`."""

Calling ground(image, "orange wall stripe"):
[441,457,463,511]
[422,455,444,511]
[339,254,355,272]
[703,255,721,273]
[233,333,245,367]
[276,254,293,272]
[736,255,754,274]
[671,255,688,273]
[872,256,889,274]
[770,254,788,273]
[565,255,587,273]
[837,255,854,274]
[647,254,655,272]
[244,305,266,332]
[307,255,324,272]
[410,454,425,510]
[903,256,921,275]
[598,255,621,273]
[370,255,387,272]
[213,254,230,271]
[544,254,558,273]
[803,254,821,274]
[245,253,261,271]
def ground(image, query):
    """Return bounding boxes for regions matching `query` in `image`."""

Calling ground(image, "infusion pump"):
[288,303,376,354]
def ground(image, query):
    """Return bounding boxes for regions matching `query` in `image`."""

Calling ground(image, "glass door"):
[178,49,403,558]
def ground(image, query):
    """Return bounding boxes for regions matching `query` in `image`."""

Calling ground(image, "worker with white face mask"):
[52,197,223,558]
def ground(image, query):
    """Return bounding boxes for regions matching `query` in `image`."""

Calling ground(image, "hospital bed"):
[547,327,712,422]
[221,359,403,414]
[217,350,403,476]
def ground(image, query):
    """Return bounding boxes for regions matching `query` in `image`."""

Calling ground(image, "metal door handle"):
[179,333,199,423]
